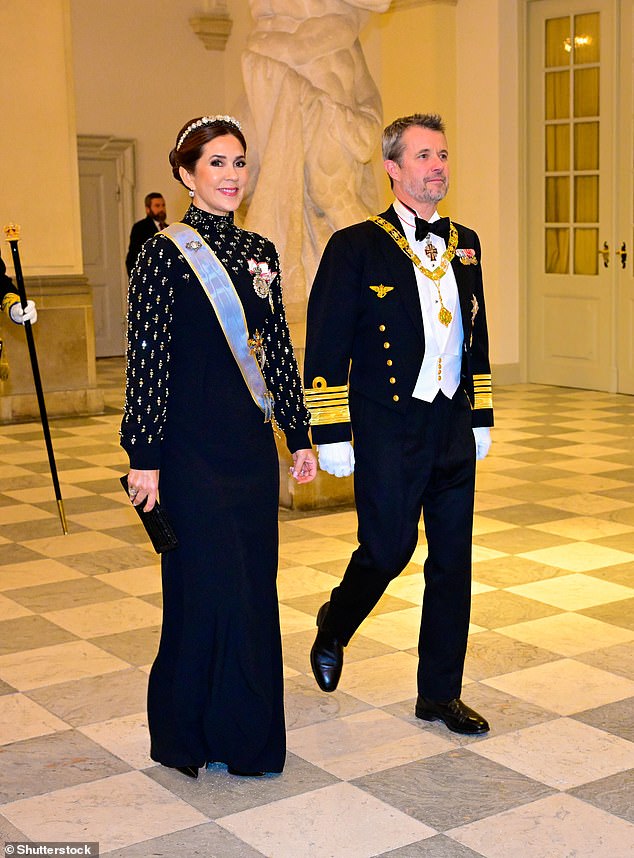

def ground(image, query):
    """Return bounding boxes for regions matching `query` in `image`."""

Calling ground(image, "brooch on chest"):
[248,259,276,311]
[248,329,266,368]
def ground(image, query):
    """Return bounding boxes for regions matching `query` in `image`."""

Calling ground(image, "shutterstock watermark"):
[4,845,99,856]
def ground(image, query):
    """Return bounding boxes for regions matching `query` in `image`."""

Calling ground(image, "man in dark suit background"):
[125,192,167,276]
[304,113,493,735]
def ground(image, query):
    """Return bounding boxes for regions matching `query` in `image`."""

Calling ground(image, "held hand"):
[473,427,492,461]
[316,442,355,477]
[127,468,160,511]
[9,300,37,325]
[290,448,318,484]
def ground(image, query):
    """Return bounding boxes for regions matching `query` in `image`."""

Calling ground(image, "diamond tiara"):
[176,115,242,151]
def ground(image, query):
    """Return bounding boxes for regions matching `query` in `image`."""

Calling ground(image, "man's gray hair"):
[382,114,446,164]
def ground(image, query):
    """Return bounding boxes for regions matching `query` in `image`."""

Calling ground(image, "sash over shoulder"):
[162,222,274,421]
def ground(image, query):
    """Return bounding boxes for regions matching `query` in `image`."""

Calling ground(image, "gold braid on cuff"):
[305,377,350,426]
[473,373,493,410]
[1,292,20,317]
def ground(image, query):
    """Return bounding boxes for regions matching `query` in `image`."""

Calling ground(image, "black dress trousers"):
[326,387,476,702]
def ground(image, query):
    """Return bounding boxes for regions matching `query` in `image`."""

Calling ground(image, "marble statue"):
[242,0,390,317]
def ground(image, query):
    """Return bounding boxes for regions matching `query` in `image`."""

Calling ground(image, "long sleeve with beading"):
[257,246,311,452]
[120,241,174,470]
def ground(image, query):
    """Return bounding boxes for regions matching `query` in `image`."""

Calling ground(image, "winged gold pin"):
[370,284,394,299]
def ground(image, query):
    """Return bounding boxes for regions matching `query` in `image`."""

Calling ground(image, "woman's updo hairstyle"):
[169,115,247,185]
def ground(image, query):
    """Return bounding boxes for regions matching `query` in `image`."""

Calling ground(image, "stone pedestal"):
[0,275,104,422]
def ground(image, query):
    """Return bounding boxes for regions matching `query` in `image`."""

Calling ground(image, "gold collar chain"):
[369,215,458,327]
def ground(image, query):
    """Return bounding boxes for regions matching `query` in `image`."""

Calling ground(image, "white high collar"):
[392,198,440,228]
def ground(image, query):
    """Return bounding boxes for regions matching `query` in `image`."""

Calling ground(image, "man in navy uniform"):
[125,193,168,276]
[304,113,493,734]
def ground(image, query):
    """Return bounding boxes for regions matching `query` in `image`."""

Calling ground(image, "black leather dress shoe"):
[228,767,265,777]
[310,602,343,692]
[415,696,490,735]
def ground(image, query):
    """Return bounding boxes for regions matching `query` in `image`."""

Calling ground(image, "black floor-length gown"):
[120,205,311,773]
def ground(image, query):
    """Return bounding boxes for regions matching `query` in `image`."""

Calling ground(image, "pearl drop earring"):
[188,189,195,198]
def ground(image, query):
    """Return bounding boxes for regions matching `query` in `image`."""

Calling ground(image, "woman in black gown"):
[120,115,317,778]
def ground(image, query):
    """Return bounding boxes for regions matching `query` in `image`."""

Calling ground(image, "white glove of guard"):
[473,426,492,460]
[9,300,37,325]
[316,441,355,477]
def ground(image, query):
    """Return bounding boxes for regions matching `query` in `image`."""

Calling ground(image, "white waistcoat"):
[393,200,463,403]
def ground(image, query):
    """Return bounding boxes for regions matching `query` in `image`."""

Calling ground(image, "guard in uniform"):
[0,250,37,324]
[304,113,493,734]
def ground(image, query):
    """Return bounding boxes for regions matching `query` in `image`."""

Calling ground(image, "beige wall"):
[455,0,521,374]
[0,0,82,276]
[224,0,257,117]
[0,0,103,419]
[376,1,458,211]
[70,0,230,224]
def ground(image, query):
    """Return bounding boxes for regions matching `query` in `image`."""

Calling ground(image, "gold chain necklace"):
[369,216,458,327]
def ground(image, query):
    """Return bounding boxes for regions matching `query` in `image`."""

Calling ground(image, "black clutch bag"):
[120,475,178,554]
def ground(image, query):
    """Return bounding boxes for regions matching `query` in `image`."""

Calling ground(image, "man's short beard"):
[424,181,448,204]
[404,179,448,207]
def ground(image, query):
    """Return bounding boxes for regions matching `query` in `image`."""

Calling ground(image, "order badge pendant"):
[252,274,269,299]
[438,306,452,327]
[248,258,277,309]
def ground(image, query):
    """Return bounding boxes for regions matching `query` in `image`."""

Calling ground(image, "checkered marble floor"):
[0,357,633,857]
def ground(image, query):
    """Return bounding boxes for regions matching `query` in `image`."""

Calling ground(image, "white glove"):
[473,426,492,460]
[9,300,37,325]
[316,441,355,477]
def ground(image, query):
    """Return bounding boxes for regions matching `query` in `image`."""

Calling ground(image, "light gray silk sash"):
[162,222,273,421]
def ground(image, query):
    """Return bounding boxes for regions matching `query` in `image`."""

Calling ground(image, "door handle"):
[615,241,627,269]
[598,241,609,267]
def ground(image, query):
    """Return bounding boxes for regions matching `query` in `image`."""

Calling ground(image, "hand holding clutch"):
[120,475,178,554]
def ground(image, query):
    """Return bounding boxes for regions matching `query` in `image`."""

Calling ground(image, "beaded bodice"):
[120,206,310,467]
[183,207,243,271]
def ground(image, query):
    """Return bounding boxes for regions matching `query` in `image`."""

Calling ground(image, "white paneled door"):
[527,0,633,393]
[77,137,135,358]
